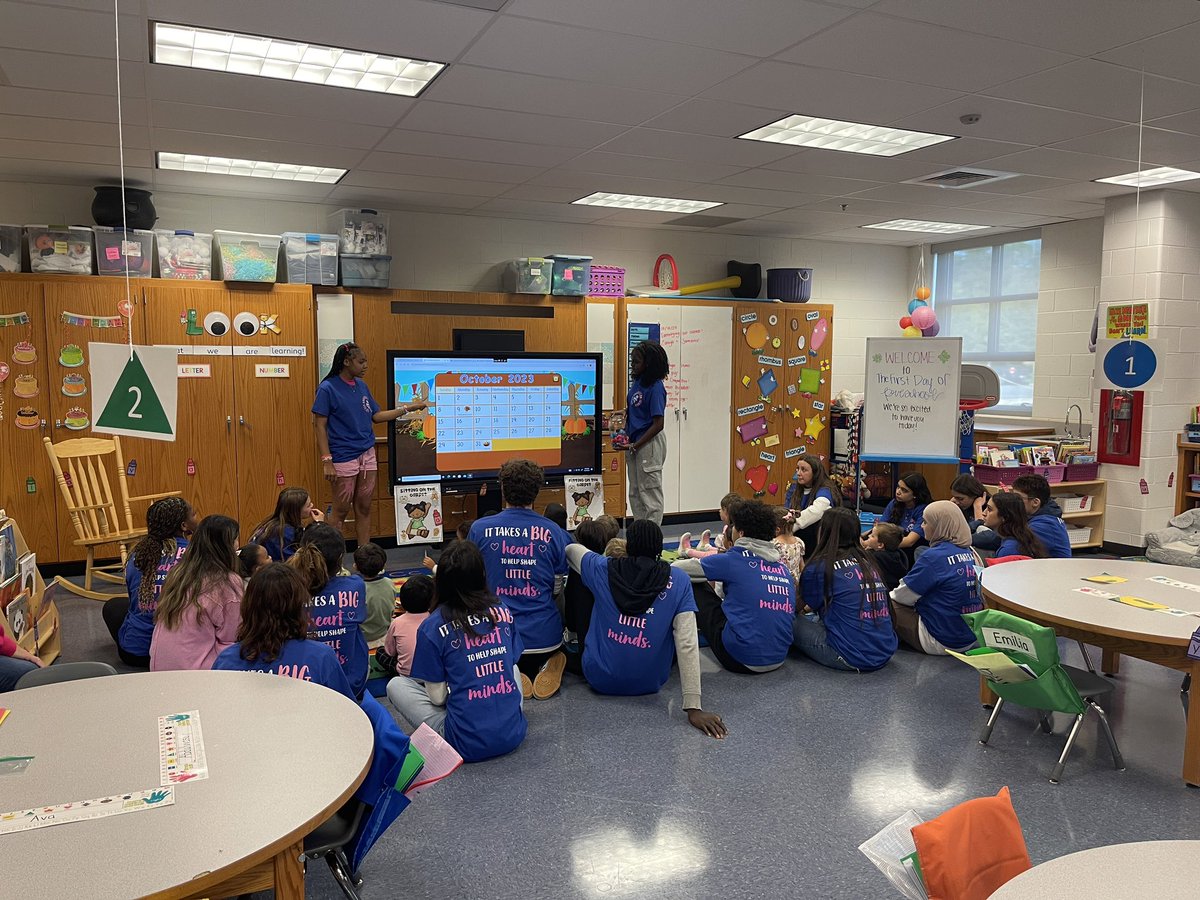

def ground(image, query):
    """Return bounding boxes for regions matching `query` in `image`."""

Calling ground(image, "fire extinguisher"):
[1107,390,1133,457]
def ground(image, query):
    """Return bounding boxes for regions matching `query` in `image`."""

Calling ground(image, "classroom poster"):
[1105,302,1148,340]
[860,337,962,464]
[564,475,604,530]
[394,484,443,545]
[90,343,179,442]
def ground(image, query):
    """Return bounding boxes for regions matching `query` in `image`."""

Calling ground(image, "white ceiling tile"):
[590,210,693,226]
[955,195,1104,218]
[943,175,1077,196]
[1022,181,1130,203]
[557,152,746,184]
[397,101,630,148]
[1148,109,1200,137]
[472,198,615,222]
[0,49,146,97]
[326,185,486,210]
[985,59,1200,121]
[357,151,546,183]
[152,129,364,169]
[496,184,589,203]
[0,161,153,187]
[338,171,510,198]
[0,86,149,126]
[641,99,793,138]
[599,128,798,167]
[153,170,338,201]
[1048,126,1200,167]
[149,101,388,150]
[717,168,885,196]
[697,203,784,220]
[375,130,578,168]
[1097,21,1200,86]
[710,219,823,237]
[676,183,828,208]
[758,149,937,182]
[841,183,1012,208]
[0,138,152,168]
[146,0,494,63]
[799,196,994,224]
[0,2,144,59]
[701,61,962,123]
[0,115,148,149]
[756,208,883,228]
[774,14,1072,92]
[877,137,1035,167]
[503,0,855,57]
[461,17,755,94]
[872,0,1200,55]
[972,147,1144,180]
[890,96,1121,147]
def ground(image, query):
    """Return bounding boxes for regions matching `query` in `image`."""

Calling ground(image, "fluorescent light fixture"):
[862,219,988,234]
[157,152,347,184]
[1094,166,1200,187]
[152,22,444,96]
[571,192,722,214]
[739,115,956,156]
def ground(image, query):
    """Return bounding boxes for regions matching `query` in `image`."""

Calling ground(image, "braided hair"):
[130,497,192,608]
[632,340,669,387]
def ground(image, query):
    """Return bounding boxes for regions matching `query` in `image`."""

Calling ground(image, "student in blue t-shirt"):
[289,523,369,698]
[890,501,984,654]
[1011,474,1073,559]
[879,471,932,561]
[784,453,841,554]
[621,340,669,524]
[249,487,325,562]
[214,562,355,700]
[313,342,427,550]
[102,497,196,668]
[983,492,1048,560]
[387,540,527,763]
[468,458,570,701]
[794,508,896,672]
[566,519,726,738]
[673,500,796,674]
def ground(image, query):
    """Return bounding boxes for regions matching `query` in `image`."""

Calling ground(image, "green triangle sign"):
[97,351,173,436]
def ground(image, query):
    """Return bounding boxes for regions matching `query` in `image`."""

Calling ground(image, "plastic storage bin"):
[0,224,21,272]
[214,231,281,282]
[155,230,212,280]
[282,232,339,285]
[1058,494,1094,514]
[340,254,390,288]
[767,267,813,302]
[93,226,153,277]
[330,208,388,255]
[1066,525,1093,546]
[549,254,592,296]
[26,225,93,274]
[587,265,625,297]
[502,258,552,294]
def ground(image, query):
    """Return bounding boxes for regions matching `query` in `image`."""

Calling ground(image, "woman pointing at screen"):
[314,342,426,547]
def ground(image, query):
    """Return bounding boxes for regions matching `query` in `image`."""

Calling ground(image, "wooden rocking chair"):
[43,435,181,600]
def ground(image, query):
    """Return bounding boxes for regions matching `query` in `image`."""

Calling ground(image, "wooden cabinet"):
[984,479,1106,550]
[1178,437,1200,516]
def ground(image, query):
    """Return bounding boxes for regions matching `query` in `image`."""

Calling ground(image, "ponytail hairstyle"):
[433,539,499,636]
[156,515,240,630]
[810,507,887,627]
[249,487,311,557]
[237,563,311,664]
[323,341,362,382]
[289,523,346,594]
[796,453,842,508]
[772,505,796,537]
[632,340,669,387]
[131,497,193,608]
[989,492,1048,559]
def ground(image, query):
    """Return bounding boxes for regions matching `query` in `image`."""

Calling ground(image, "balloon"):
[902,325,922,338]
[921,321,940,337]
[907,299,927,314]
[916,286,931,301]
[911,305,936,330]
[811,317,829,351]
[899,316,912,329]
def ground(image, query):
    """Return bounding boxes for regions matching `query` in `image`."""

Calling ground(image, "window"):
[932,231,1041,414]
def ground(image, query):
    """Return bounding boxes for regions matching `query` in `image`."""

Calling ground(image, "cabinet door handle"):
[239,415,251,429]
[226,416,232,433]
[674,408,679,419]
[682,407,688,419]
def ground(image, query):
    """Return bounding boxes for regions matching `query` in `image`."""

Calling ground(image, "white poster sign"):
[89,343,178,442]
[861,337,962,464]
[394,484,443,545]
[564,474,604,530]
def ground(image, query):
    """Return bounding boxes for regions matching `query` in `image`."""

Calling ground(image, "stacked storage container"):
[0,224,21,272]
[26,226,93,274]
[282,232,339,285]
[155,230,213,279]
[93,226,154,277]
[214,230,281,282]
[332,208,390,288]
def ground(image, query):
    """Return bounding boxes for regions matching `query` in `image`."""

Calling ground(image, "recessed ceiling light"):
[738,115,956,156]
[571,192,723,214]
[862,219,988,234]
[157,152,347,184]
[152,22,444,96]
[1094,166,1200,187]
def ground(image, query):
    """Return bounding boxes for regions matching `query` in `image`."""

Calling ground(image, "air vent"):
[663,215,744,229]
[905,168,1018,189]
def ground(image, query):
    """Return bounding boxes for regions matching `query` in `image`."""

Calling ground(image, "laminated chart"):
[435,372,563,471]
[159,710,209,785]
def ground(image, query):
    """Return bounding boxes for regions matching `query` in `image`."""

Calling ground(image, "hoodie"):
[1029,497,1072,558]
[695,538,795,668]
[869,547,910,593]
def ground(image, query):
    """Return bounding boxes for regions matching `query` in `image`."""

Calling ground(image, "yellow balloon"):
[916,286,931,301]
[902,325,923,338]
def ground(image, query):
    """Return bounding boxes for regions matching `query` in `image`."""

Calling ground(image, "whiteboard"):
[861,337,963,464]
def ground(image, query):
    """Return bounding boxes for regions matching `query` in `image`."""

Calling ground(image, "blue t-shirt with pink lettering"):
[700,547,795,667]
[901,542,983,650]
[882,500,927,540]
[801,558,897,671]
[410,604,527,763]
[469,508,570,651]
[307,573,369,698]
[577,553,698,696]
[119,537,189,657]
[213,638,355,701]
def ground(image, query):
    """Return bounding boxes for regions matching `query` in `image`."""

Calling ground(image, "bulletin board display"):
[860,336,962,464]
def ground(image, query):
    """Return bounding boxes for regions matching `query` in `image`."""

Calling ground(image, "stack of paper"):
[859,810,929,900]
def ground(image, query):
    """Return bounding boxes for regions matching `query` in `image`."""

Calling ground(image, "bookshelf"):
[0,514,61,665]
[984,479,1106,550]
[1178,437,1200,516]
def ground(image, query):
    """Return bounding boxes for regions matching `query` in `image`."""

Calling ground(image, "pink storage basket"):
[1031,464,1067,483]
[587,264,625,297]
[1065,462,1099,482]
[974,464,1032,486]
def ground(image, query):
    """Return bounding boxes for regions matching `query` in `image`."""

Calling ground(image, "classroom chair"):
[43,435,181,600]
[963,609,1124,784]
[15,660,118,690]
[304,798,368,900]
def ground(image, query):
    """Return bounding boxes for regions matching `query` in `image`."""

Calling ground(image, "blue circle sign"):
[1103,341,1157,389]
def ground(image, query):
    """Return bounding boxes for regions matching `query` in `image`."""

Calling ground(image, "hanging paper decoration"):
[64,406,89,431]
[276,470,285,486]
[0,311,30,328]
[25,476,35,494]
[186,458,196,476]
[183,309,204,336]
[15,406,38,430]
[59,344,85,368]
[12,341,36,364]
[117,298,134,318]
[127,459,137,477]
[61,310,125,328]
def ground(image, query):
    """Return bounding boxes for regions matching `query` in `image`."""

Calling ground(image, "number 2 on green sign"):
[127,386,143,419]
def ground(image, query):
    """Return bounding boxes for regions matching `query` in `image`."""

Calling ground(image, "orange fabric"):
[911,786,1031,900]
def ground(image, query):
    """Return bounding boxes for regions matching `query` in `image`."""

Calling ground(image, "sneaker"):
[698,529,712,549]
[533,651,567,700]
[678,532,693,552]
[520,673,534,700]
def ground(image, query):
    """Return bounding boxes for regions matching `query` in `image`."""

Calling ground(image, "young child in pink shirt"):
[379,574,434,678]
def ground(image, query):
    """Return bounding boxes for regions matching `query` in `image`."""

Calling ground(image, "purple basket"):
[587,264,625,297]
[974,464,1032,486]
[1065,462,1099,482]
[1031,463,1067,483]
[767,267,813,302]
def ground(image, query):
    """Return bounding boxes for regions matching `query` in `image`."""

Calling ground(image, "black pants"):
[692,581,757,675]
[101,597,151,668]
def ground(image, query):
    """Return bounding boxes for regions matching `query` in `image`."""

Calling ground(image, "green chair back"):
[962,609,1086,716]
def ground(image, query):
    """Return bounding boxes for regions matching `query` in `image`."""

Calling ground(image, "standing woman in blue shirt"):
[622,340,669,525]
[313,342,426,548]
[880,471,933,561]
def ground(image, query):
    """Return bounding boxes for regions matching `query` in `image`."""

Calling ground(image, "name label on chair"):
[1188,627,1200,661]
[981,628,1039,661]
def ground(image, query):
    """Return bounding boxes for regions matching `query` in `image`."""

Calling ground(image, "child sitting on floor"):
[860,521,909,593]
[249,487,325,562]
[376,574,434,679]
[354,542,396,649]
[238,542,270,581]
[772,506,805,588]
[678,492,740,556]
[604,537,627,558]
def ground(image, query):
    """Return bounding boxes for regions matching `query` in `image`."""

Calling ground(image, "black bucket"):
[767,267,812,302]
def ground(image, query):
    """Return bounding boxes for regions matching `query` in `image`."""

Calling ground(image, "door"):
[229,285,316,538]
[0,278,57,559]
[624,302,681,515]
[677,305,732,512]
[141,281,238,526]
[42,280,149,560]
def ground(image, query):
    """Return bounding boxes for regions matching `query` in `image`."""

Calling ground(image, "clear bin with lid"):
[94,226,154,277]
[155,230,212,279]
[214,230,281,282]
[26,225,93,274]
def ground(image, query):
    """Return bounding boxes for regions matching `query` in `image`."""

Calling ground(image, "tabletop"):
[980,558,1200,645]
[1,669,373,900]
[990,840,1200,898]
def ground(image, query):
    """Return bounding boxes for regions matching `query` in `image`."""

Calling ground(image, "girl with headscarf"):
[889,500,984,654]
[565,519,726,739]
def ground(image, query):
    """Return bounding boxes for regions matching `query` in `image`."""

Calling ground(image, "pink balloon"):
[921,321,940,337]
[811,317,829,351]
[910,305,936,330]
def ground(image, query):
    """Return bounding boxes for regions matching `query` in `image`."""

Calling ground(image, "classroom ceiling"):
[4,0,1200,245]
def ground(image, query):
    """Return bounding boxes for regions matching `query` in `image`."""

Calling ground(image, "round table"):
[1,670,373,900]
[991,840,1200,898]
[981,558,1200,785]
